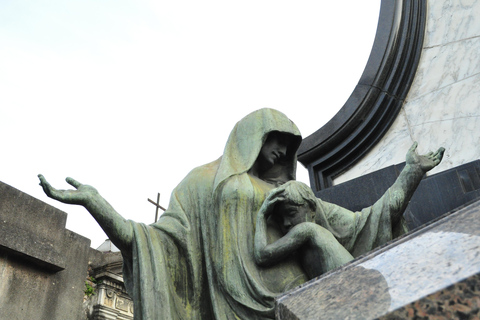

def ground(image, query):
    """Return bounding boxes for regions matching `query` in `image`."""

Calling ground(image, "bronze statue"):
[254,180,354,279]
[38,108,444,319]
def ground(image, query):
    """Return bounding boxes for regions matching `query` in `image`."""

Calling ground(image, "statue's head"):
[258,132,289,167]
[214,108,302,191]
[254,131,297,176]
[270,180,317,233]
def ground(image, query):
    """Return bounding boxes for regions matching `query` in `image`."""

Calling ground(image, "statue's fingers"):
[38,174,64,199]
[38,174,48,186]
[409,141,418,151]
[38,175,82,204]
[66,177,82,189]
[270,197,284,205]
[267,196,284,209]
[266,188,284,200]
[38,174,54,193]
[435,147,446,161]
[265,197,283,214]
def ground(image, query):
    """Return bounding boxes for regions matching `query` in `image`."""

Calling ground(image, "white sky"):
[0,0,379,248]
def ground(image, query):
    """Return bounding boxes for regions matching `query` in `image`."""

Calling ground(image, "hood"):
[213,108,302,192]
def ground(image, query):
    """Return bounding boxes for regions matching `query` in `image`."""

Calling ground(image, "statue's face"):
[277,203,311,234]
[259,132,289,166]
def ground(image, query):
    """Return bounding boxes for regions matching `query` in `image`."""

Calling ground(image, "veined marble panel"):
[382,273,480,319]
[425,0,480,48]
[361,230,480,312]
[407,37,480,101]
[405,72,480,176]
[405,73,480,127]
[334,109,413,185]
[335,110,480,185]
[335,2,480,185]
[410,115,480,176]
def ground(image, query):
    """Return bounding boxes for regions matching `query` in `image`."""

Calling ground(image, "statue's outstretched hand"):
[406,142,445,173]
[38,174,98,205]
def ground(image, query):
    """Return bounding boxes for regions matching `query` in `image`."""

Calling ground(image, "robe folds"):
[122,108,405,319]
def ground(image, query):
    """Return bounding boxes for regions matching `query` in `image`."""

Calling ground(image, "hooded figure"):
[41,108,442,320]
[121,108,406,319]
[122,108,306,319]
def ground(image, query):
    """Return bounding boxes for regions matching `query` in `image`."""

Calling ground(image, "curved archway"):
[298,0,426,192]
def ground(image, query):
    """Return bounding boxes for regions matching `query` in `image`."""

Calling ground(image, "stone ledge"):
[0,220,65,271]
[380,272,480,319]
[0,181,67,239]
[0,180,92,320]
[276,199,480,319]
[96,271,125,284]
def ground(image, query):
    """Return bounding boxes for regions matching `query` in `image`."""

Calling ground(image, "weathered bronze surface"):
[38,108,444,319]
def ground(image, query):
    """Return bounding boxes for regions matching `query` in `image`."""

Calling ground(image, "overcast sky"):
[0,0,380,248]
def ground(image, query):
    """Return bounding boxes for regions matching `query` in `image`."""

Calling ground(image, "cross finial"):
[148,193,166,223]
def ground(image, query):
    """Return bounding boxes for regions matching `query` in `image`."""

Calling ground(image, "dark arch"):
[297,0,426,193]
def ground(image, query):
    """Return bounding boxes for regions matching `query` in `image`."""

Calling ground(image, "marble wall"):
[335,0,480,185]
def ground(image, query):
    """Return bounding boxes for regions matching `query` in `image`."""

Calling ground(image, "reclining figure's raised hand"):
[406,142,445,173]
[386,142,445,223]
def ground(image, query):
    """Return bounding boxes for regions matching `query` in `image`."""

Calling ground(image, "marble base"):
[381,273,480,319]
[276,200,480,319]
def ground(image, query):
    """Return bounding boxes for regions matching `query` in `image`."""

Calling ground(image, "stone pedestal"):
[276,200,480,319]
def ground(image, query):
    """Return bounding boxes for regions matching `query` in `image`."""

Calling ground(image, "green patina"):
[38,108,444,319]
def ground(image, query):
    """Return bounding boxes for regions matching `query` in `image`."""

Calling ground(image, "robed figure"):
[38,108,444,319]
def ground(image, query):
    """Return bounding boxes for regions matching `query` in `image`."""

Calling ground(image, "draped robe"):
[122,108,405,319]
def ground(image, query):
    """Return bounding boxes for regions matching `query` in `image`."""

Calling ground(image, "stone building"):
[0,181,91,319]
[0,181,133,320]
[84,240,133,320]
